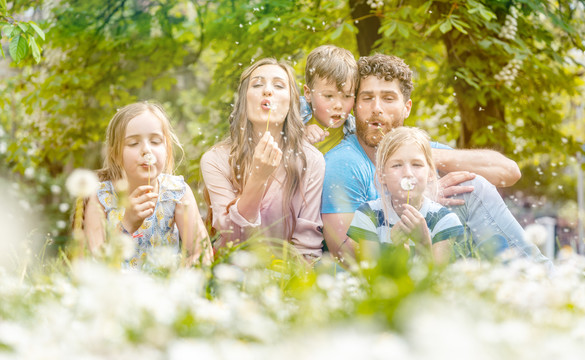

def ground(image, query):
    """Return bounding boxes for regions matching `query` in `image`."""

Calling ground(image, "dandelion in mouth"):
[265,103,274,132]
[144,153,156,187]
[400,177,417,205]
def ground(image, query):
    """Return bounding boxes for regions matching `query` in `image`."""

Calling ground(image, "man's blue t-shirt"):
[322,134,452,214]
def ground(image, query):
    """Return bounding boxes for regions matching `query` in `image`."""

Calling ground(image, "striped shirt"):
[348,197,464,246]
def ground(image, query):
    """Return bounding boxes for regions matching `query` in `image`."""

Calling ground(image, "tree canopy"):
[0,0,584,238]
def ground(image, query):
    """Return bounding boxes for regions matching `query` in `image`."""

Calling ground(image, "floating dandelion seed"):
[401,177,417,205]
[378,126,385,136]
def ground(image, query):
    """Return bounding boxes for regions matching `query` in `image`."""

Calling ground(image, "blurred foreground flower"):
[65,169,99,198]
[0,180,39,274]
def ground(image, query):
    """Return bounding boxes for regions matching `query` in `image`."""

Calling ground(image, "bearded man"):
[321,53,548,265]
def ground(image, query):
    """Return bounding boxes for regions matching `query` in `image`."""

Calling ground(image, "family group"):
[82,45,549,268]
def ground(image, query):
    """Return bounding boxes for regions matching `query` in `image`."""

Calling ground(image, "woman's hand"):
[305,124,328,144]
[121,185,158,233]
[251,131,283,182]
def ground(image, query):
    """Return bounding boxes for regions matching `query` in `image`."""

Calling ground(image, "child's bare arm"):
[431,241,452,265]
[304,124,328,144]
[83,193,106,253]
[175,185,213,266]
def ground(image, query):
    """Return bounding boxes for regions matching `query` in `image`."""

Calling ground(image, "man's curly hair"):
[357,54,414,101]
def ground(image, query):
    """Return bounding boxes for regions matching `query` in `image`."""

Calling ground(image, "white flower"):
[367,0,384,9]
[117,233,136,260]
[146,246,180,270]
[494,58,522,86]
[214,263,244,283]
[230,250,258,268]
[499,8,518,40]
[24,167,35,179]
[65,169,99,198]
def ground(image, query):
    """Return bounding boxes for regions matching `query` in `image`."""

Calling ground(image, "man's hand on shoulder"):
[436,171,476,206]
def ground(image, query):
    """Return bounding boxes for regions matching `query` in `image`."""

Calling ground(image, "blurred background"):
[1,0,584,256]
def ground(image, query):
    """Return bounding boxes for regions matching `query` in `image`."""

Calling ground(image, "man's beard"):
[356,115,403,148]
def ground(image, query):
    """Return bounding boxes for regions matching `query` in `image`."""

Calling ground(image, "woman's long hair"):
[210,58,307,240]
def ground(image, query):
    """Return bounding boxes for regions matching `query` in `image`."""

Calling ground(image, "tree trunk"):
[443,33,508,151]
[349,0,381,56]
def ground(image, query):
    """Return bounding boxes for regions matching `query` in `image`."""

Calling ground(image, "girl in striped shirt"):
[347,127,464,263]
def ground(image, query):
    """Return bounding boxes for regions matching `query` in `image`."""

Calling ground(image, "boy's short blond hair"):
[305,45,358,92]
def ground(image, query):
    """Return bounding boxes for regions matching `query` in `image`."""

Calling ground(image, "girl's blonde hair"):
[375,127,437,231]
[208,58,307,240]
[98,102,183,182]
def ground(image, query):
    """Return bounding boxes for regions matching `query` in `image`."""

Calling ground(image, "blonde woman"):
[200,58,325,261]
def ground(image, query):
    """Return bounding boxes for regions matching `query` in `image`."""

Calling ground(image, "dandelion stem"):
[73,196,86,257]
[324,117,341,131]
[281,241,288,289]
[265,108,272,132]
[407,190,410,205]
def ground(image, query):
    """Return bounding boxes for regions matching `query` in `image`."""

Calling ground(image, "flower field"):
[1,240,585,360]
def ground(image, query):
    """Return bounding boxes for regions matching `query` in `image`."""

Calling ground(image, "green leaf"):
[9,35,28,63]
[451,19,469,34]
[330,24,343,40]
[397,24,410,38]
[478,39,492,49]
[478,8,496,22]
[3,24,15,38]
[29,21,45,41]
[423,23,440,37]
[344,22,357,34]
[384,22,397,37]
[17,22,29,33]
[439,19,452,34]
[0,0,6,13]
[258,18,270,31]
[28,36,41,63]
[0,44,4,58]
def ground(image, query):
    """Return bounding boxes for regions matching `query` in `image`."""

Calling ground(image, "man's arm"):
[322,212,358,261]
[432,148,521,187]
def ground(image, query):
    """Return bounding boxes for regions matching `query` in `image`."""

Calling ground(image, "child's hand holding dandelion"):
[305,124,328,144]
[393,203,432,251]
[121,186,158,233]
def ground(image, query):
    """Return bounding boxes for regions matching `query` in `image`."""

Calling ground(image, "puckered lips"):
[330,114,343,122]
[367,119,385,129]
[260,99,272,111]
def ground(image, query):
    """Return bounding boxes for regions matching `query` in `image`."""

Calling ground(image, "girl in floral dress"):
[84,102,212,267]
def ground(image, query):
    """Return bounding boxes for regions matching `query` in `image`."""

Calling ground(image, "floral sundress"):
[97,174,186,267]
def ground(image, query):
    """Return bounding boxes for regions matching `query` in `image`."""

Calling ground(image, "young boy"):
[301,45,358,154]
